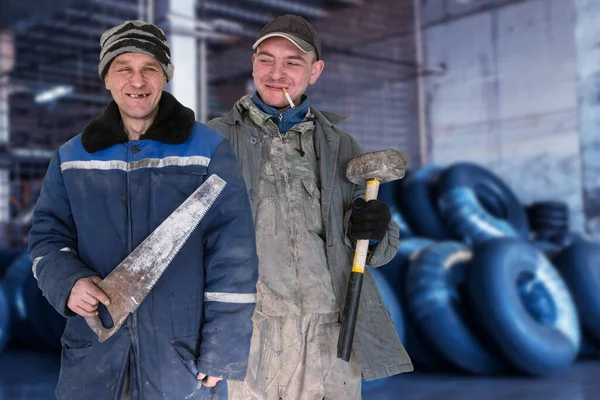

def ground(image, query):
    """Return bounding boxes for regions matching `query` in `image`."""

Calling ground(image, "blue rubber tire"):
[528,208,569,232]
[22,265,65,350]
[402,310,452,372]
[378,179,413,239]
[0,246,28,278]
[528,209,569,221]
[397,166,453,239]
[436,163,529,245]
[552,231,585,249]
[367,237,446,379]
[531,218,569,227]
[405,241,505,374]
[530,240,563,259]
[553,240,600,343]
[362,267,405,392]
[527,202,569,220]
[0,282,10,353]
[4,253,65,351]
[369,266,405,343]
[390,238,452,371]
[378,238,435,291]
[468,238,580,376]
[531,222,569,233]
[578,334,600,360]
[529,201,568,211]
[378,238,440,366]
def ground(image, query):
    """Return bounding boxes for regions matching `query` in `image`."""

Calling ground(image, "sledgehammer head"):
[346,149,408,184]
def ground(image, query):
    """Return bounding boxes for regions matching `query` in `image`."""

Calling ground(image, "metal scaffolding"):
[0,0,425,245]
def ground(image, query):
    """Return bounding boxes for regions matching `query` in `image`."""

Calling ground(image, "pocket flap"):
[170,334,201,377]
[302,178,321,198]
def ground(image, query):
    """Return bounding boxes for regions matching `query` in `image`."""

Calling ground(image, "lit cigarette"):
[282,88,295,108]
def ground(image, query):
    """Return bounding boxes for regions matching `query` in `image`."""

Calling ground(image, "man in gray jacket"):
[209,14,412,400]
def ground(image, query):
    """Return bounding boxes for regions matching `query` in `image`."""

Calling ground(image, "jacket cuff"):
[59,270,101,317]
[366,220,400,267]
[37,255,98,318]
[344,209,397,267]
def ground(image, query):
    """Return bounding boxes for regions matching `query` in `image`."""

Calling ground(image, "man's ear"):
[309,60,325,85]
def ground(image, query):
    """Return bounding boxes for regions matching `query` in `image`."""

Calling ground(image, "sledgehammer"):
[337,149,408,362]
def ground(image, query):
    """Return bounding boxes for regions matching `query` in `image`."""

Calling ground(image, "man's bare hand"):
[196,372,223,387]
[67,276,111,317]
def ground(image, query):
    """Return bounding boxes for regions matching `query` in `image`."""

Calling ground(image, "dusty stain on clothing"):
[227,99,362,400]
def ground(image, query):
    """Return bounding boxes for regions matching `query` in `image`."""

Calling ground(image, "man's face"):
[104,52,167,121]
[252,36,324,110]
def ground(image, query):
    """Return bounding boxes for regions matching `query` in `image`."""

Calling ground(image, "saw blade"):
[85,174,227,342]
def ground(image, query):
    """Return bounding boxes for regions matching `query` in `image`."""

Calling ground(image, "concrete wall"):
[422,0,585,232]
[310,0,422,167]
[207,0,422,167]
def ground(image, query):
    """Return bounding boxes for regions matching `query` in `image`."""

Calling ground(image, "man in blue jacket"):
[28,20,258,400]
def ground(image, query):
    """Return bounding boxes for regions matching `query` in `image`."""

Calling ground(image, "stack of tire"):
[364,162,599,388]
[0,249,65,354]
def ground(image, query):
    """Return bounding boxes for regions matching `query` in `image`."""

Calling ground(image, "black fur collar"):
[81,91,196,153]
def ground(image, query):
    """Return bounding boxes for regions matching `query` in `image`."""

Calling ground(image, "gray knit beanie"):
[98,20,174,82]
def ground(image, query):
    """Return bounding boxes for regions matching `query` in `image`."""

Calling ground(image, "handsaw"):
[85,174,227,343]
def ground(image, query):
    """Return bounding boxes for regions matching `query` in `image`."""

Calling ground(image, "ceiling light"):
[34,85,73,104]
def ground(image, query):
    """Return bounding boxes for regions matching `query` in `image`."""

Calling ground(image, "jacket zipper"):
[125,143,142,397]
[278,113,285,143]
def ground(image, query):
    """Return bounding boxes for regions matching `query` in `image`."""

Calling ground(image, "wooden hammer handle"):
[338,178,381,361]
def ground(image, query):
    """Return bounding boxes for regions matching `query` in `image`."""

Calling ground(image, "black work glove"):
[348,198,391,241]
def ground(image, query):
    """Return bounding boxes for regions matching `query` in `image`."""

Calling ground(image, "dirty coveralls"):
[227,97,362,400]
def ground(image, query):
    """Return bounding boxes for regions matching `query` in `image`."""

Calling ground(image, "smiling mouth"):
[128,94,150,99]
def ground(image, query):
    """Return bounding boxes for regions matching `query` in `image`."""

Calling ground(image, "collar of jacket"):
[221,95,348,128]
[81,91,196,153]
[251,91,310,134]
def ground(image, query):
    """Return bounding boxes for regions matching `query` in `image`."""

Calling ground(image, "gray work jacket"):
[208,102,413,380]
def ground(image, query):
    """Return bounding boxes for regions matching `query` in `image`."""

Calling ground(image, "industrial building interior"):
[1,0,600,399]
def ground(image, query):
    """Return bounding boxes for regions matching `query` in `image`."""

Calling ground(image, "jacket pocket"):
[170,334,201,378]
[149,167,206,228]
[63,169,126,201]
[55,341,94,399]
[302,177,324,234]
[62,342,93,363]
[316,321,363,387]
[317,322,341,373]
[60,321,94,364]
[254,177,278,236]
